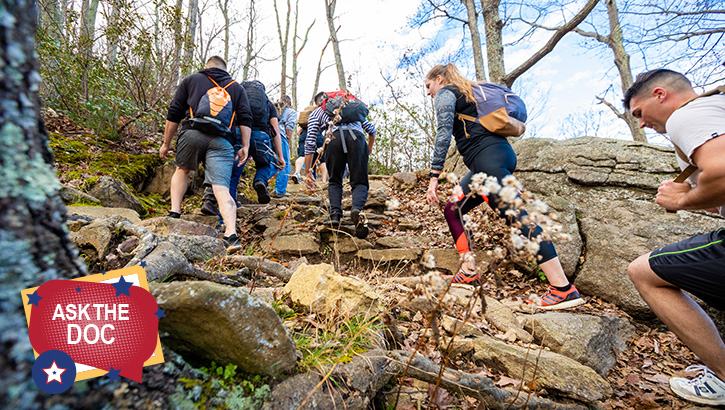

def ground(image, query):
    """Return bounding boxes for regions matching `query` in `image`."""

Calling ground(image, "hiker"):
[303,90,376,239]
[424,63,583,310]
[244,80,285,204]
[292,93,327,184]
[270,95,297,197]
[624,69,725,406]
[159,55,251,246]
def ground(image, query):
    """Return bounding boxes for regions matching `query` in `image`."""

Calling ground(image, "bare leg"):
[629,253,725,380]
[294,156,305,176]
[539,257,569,287]
[320,163,328,183]
[169,167,191,213]
[212,184,237,237]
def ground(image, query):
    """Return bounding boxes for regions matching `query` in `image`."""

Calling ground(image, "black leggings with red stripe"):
[444,139,557,263]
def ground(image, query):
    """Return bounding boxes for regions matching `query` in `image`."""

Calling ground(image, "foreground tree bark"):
[0,0,86,405]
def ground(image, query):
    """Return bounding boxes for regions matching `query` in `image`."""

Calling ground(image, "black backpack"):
[188,75,237,137]
[321,90,369,124]
[241,80,270,130]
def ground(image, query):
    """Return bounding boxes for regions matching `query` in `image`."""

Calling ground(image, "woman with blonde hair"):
[425,63,583,310]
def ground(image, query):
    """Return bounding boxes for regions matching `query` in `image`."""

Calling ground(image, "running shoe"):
[529,285,585,310]
[670,365,725,406]
[254,181,270,204]
[443,269,481,285]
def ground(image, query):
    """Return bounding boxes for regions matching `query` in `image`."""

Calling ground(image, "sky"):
[214,0,713,147]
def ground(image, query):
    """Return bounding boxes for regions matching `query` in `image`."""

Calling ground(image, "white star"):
[43,360,66,384]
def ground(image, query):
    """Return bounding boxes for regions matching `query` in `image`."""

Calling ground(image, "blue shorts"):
[175,128,234,187]
[649,228,725,310]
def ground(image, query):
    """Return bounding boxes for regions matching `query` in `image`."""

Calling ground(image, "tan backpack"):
[297,105,317,128]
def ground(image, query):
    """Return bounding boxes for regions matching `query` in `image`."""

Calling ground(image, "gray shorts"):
[175,128,234,187]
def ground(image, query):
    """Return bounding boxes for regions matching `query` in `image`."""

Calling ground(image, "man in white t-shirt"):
[624,69,725,406]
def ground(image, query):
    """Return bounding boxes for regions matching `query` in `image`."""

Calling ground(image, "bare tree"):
[290,0,314,109]
[464,0,486,80]
[324,0,346,90]
[573,0,646,142]
[182,0,199,76]
[273,0,291,95]
[311,38,333,104]
[242,0,258,80]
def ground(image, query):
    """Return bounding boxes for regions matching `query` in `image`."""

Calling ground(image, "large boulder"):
[160,234,226,262]
[261,232,320,255]
[521,312,636,376]
[283,263,383,318]
[68,218,114,259]
[512,137,724,317]
[89,176,144,213]
[461,336,612,403]
[151,281,296,377]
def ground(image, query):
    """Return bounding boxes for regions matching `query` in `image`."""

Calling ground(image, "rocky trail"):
[43,114,724,409]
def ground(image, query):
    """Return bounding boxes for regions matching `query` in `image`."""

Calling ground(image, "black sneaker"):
[168,211,181,219]
[200,199,219,216]
[254,181,270,204]
[327,213,341,227]
[223,234,240,247]
[351,209,369,239]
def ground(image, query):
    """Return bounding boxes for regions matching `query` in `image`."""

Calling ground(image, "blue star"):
[107,367,121,381]
[101,270,107,275]
[112,276,133,297]
[139,261,147,268]
[27,290,42,307]
[154,308,166,319]
[76,287,82,293]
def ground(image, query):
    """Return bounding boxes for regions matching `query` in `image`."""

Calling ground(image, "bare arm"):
[159,120,179,159]
[656,135,725,211]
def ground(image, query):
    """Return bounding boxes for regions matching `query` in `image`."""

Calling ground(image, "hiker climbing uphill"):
[424,63,584,310]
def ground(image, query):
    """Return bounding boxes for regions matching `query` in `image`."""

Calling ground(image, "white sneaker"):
[669,365,725,405]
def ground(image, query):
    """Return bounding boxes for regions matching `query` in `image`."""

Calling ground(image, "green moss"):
[49,132,162,189]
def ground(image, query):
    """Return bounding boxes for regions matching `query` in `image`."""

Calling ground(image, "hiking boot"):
[529,285,585,310]
[290,173,301,184]
[670,365,725,406]
[223,234,240,247]
[351,209,369,239]
[254,181,270,204]
[270,191,290,198]
[443,269,481,285]
[200,199,218,216]
[326,213,342,227]
[168,211,181,219]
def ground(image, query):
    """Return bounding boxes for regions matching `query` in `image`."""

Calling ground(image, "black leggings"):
[444,139,558,263]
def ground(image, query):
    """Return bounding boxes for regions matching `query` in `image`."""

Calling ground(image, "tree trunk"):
[183,0,199,76]
[291,0,313,110]
[464,0,486,81]
[481,0,505,84]
[172,0,184,82]
[242,0,257,80]
[107,0,123,68]
[312,39,331,104]
[274,0,291,96]
[218,0,230,62]
[0,0,86,404]
[605,0,646,142]
[324,0,346,90]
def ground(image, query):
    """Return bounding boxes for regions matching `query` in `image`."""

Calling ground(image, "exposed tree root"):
[227,255,293,281]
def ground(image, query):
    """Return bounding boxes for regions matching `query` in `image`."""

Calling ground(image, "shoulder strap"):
[206,75,236,89]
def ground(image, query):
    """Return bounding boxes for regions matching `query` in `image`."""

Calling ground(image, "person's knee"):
[174,167,192,175]
[627,253,652,287]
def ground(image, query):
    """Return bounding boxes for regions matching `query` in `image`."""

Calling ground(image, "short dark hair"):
[206,56,227,70]
[623,69,691,110]
[314,91,326,106]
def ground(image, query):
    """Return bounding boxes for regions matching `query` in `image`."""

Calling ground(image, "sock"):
[168,211,181,219]
[553,283,572,292]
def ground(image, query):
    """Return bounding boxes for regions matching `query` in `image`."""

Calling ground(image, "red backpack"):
[321,90,369,123]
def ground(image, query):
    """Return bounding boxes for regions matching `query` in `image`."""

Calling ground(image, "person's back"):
[160,56,252,246]
[272,95,297,197]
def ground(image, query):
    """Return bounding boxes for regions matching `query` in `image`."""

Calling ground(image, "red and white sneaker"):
[527,285,585,310]
[443,269,481,286]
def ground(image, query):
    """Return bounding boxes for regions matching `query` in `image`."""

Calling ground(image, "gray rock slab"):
[67,205,141,223]
[521,312,636,376]
[89,176,144,213]
[138,216,219,238]
[151,281,296,377]
[468,336,613,403]
[357,248,421,263]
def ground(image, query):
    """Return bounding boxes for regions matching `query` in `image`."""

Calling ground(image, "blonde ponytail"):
[426,63,478,104]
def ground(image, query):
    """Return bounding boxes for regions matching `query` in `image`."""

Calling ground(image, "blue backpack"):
[457,82,527,138]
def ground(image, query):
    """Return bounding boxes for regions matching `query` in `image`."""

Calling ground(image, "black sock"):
[553,283,571,292]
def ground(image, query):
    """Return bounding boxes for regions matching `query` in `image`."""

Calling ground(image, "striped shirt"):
[304,107,377,155]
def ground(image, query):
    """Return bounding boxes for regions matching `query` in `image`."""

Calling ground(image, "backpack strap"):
[206,75,236,89]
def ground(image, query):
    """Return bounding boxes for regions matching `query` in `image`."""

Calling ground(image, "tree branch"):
[596,96,626,122]
[503,0,599,87]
